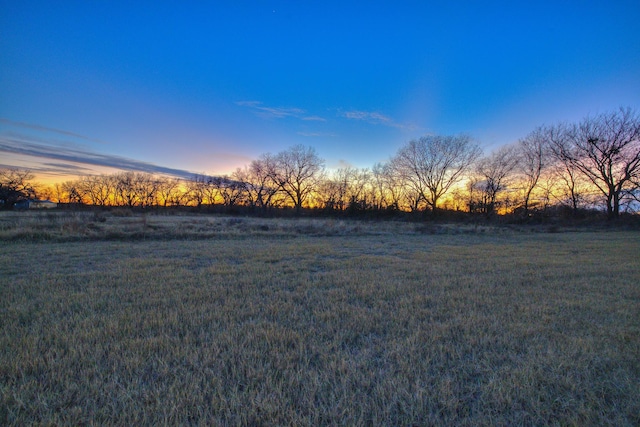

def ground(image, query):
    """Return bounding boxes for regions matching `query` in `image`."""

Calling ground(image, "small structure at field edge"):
[14,199,58,209]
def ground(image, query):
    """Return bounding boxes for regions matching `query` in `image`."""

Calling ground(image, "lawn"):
[1,213,638,425]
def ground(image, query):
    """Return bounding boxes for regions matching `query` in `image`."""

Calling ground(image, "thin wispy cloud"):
[297,131,336,137]
[0,136,196,179]
[341,110,418,131]
[0,162,94,177]
[43,162,93,172]
[302,116,327,122]
[0,118,107,144]
[236,100,325,121]
[342,110,393,124]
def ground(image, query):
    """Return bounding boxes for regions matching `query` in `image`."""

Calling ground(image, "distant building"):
[14,199,58,209]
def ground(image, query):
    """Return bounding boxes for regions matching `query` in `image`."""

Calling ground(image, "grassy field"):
[1,212,639,425]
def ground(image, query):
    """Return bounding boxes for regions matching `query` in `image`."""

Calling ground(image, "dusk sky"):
[1,1,639,182]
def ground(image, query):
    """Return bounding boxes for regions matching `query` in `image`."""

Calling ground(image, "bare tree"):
[1,169,36,205]
[52,183,65,204]
[61,180,85,205]
[548,108,640,218]
[211,176,247,207]
[0,168,37,208]
[113,172,137,207]
[517,127,548,216]
[345,167,372,211]
[186,175,207,207]
[371,161,413,212]
[36,185,56,204]
[474,145,519,216]
[111,172,159,207]
[629,174,640,205]
[319,166,372,211]
[156,177,185,207]
[202,176,221,206]
[79,175,115,206]
[316,175,343,211]
[231,167,256,207]
[543,123,585,215]
[390,135,481,214]
[550,153,589,214]
[370,163,388,210]
[272,145,325,213]
[246,153,281,210]
[134,173,160,207]
[328,167,352,211]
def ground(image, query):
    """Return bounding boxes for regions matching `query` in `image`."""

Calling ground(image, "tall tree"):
[211,176,247,207]
[186,175,208,207]
[548,108,640,218]
[390,135,481,214]
[544,123,586,215]
[80,175,114,206]
[0,168,37,209]
[61,180,85,205]
[273,145,325,213]
[246,153,281,210]
[475,145,519,216]
[517,127,548,216]
[156,177,185,207]
[320,166,372,211]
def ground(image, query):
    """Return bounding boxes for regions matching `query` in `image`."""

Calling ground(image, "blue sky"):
[1,1,639,181]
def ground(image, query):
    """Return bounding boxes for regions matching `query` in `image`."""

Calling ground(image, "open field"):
[1,212,639,425]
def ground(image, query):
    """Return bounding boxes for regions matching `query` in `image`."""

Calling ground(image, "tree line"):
[2,107,639,219]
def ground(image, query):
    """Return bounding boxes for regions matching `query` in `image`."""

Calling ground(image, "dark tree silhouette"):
[548,108,640,218]
[474,145,519,216]
[0,168,37,209]
[247,153,281,210]
[390,135,480,214]
[517,127,548,216]
[273,145,325,213]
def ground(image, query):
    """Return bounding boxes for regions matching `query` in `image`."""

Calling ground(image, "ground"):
[1,212,638,425]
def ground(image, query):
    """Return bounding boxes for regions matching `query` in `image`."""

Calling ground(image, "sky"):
[1,1,639,183]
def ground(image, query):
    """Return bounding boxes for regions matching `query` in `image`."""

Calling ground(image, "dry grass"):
[0,210,517,241]
[1,212,638,425]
